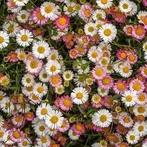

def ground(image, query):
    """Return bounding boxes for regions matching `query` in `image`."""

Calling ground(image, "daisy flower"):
[0,128,8,142]
[40,2,59,20]
[119,0,132,14]
[137,11,147,26]
[68,129,80,140]
[92,66,106,80]
[49,74,62,87]
[0,31,9,49]
[22,86,33,97]
[45,110,64,129]
[17,10,30,23]
[98,23,117,43]
[54,15,70,30]
[47,49,59,61]
[33,83,48,98]
[13,0,29,6]
[78,4,93,22]
[45,61,61,76]
[136,92,147,105]
[55,85,65,95]
[88,46,101,63]
[98,75,113,90]
[63,70,74,81]
[3,21,19,37]
[129,79,144,93]
[63,2,77,16]
[71,87,89,105]
[36,103,52,120]
[119,112,133,128]
[92,109,112,128]
[22,73,34,87]
[122,90,137,107]
[133,121,147,137]
[84,22,97,36]
[58,118,70,132]
[32,41,50,59]
[18,137,32,147]
[113,80,127,94]
[92,9,106,21]
[16,29,33,47]
[133,104,147,117]
[9,128,24,143]
[98,87,109,96]
[39,68,49,83]
[25,58,43,74]
[126,130,140,145]
[31,8,48,25]
[91,94,102,108]
[58,95,73,111]
[28,93,42,104]
[96,0,113,9]
[36,135,51,147]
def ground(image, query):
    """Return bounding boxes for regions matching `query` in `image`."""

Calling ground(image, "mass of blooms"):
[0,0,147,146]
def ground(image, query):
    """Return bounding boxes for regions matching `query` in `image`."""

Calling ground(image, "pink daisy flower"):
[58,95,73,111]
[78,4,93,22]
[54,15,70,30]
[140,65,147,78]
[71,123,85,135]
[113,80,127,94]
[92,66,106,80]
[91,94,102,108]
[11,114,25,127]
[132,25,146,40]
[127,51,138,64]
[129,79,145,93]
[123,25,133,36]
[9,128,24,143]
[98,75,113,90]
[58,118,70,132]
[31,8,48,25]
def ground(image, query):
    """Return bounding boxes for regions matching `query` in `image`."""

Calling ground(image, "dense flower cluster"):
[0,0,147,146]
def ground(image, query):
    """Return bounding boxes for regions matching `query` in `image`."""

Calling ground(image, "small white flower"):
[126,130,140,144]
[16,29,33,47]
[13,0,29,6]
[119,0,132,14]
[17,10,30,23]
[0,31,9,49]
[84,22,97,36]
[96,0,113,9]
[22,73,34,87]
[98,23,117,43]
[92,9,106,21]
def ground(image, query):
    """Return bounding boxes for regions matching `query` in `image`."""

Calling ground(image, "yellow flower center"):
[41,108,48,115]
[0,131,4,138]
[132,82,141,91]
[13,131,21,139]
[100,115,107,122]
[50,65,57,72]
[22,141,28,146]
[102,77,111,85]
[91,51,98,58]
[39,126,45,131]
[7,25,14,33]
[126,95,133,102]
[26,78,31,83]
[76,92,83,99]
[0,36,4,44]
[15,116,23,123]
[138,94,145,102]
[45,5,53,13]
[104,29,112,36]
[63,99,72,107]
[50,115,59,124]
[101,0,108,4]
[58,17,67,26]
[41,136,47,143]
[130,135,135,141]
[95,68,103,76]
[122,67,129,73]
[21,34,28,42]
[88,26,94,32]
[138,106,145,113]
[37,46,45,54]
[122,3,129,9]
[30,60,38,69]
[51,54,57,60]
[37,86,44,93]
[138,126,144,132]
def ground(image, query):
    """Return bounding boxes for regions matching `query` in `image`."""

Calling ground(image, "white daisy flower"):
[36,135,51,147]
[63,70,74,81]
[133,121,147,137]
[39,68,49,83]
[36,103,52,120]
[32,41,50,59]
[98,23,117,43]
[33,119,50,136]
[122,90,137,107]
[126,130,140,145]
[84,22,97,36]
[92,109,112,128]
[22,86,33,97]
[45,110,64,129]
[16,29,33,47]
[28,94,42,105]
[71,87,89,104]
[13,0,29,6]
[97,87,109,96]
[33,83,48,98]
[3,21,19,37]
[88,46,101,63]
[45,61,61,76]
[137,11,147,25]
[0,31,9,49]
[143,41,147,52]
[40,2,59,20]
[92,9,106,21]
[22,73,34,87]
[128,1,137,16]
[68,129,79,140]
[47,50,59,61]
[133,104,147,117]
[0,128,9,142]
[96,0,113,9]
[17,10,30,23]
[18,137,32,147]
[119,0,132,14]
[55,85,65,95]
